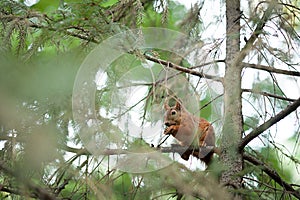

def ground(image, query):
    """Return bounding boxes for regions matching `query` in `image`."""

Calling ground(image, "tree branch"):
[144,54,223,82]
[242,88,297,102]
[243,153,300,199]
[239,97,300,150]
[61,143,220,162]
[158,144,216,155]
[190,59,225,69]
[60,143,216,157]
[243,62,300,77]
[0,12,100,44]
[0,133,218,158]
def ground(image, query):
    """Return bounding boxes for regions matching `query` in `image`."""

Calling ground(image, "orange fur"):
[164,101,215,166]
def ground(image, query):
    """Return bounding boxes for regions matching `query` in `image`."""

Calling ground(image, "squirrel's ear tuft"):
[175,101,181,111]
[164,102,170,110]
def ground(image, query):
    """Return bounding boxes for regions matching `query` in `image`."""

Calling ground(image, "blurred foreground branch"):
[0,162,58,200]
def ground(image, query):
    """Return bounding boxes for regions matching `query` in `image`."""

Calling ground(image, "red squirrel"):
[164,100,215,166]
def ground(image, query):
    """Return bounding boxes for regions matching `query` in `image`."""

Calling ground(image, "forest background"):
[0,0,300,199]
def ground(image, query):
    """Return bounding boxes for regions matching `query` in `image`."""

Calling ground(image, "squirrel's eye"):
[171,110,177,115]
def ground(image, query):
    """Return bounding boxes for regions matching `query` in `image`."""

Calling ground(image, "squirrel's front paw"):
[164,125,179,136]
[164,126,172,135]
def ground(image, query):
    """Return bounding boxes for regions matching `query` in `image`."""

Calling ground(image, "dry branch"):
[243,62,300,77]
[0,135,216,158]
[61,143,216,157]
[239,97,300,150]
[144,54,223,82]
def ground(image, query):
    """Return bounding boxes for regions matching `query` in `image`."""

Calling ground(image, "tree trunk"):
[220,0,243,198]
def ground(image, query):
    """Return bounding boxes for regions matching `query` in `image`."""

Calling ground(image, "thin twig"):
[243,153,300,199]
[242,88,297,102]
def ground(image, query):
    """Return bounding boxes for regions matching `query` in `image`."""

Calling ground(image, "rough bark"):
[220,0,243,198]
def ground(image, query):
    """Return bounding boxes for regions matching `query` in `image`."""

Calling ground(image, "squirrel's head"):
[164,101,182,126]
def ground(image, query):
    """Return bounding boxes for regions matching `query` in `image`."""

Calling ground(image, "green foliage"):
[243,141,300,199]
[111,172,134,200]
[32,0,59,12]
[251,77,289,109]
[252,77,283,97]
[243,115,260,132]
[100,0,119,8]
[0,50,82,102]
[260,147,293,182]
[142,0,190,32]
[199,93,213,120]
